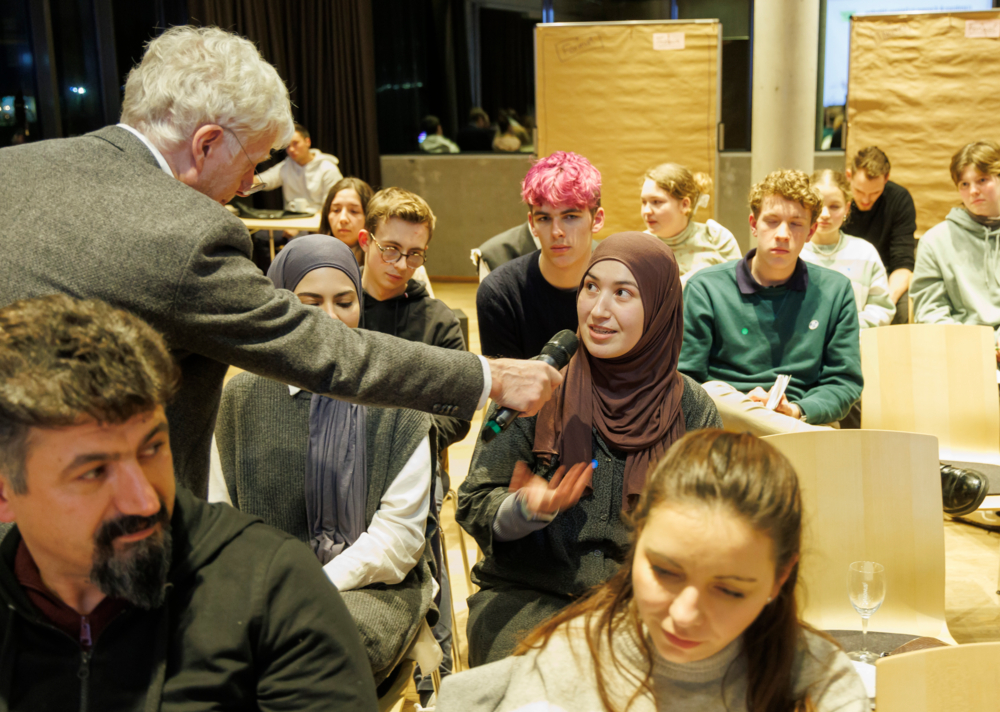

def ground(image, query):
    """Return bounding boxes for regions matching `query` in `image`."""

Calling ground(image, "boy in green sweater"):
[679,169,863,436]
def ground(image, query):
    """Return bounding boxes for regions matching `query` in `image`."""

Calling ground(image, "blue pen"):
[591,459,599,469]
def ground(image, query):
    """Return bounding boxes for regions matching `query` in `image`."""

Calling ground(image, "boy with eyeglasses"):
[358,186,466,702]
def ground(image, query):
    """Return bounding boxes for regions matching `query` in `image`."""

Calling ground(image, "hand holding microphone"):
[482,330,579,442]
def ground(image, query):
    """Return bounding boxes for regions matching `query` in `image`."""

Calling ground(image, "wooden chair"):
[377,620,443,712]
[443,489,482,597]
[860,324,1000,498]
[763,430,954,642]
[876,642,1000,711]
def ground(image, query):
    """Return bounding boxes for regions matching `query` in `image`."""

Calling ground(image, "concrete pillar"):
[750,0,820,186]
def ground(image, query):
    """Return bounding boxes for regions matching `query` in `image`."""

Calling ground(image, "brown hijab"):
[534,232,685,509]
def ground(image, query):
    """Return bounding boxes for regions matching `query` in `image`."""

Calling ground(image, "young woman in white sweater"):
[802,170,895,328]
[438,430,868,712]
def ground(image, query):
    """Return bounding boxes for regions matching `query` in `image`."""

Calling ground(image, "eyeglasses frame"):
[369,234,428,269]
[221,125,268,196]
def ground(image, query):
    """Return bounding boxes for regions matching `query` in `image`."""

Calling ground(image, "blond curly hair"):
[749,169,822,224]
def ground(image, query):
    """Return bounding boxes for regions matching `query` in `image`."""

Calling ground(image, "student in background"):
[457,107,494,152]
[680,170,862,436]
[802,170,895,328]
[439,430,869,712]
[912,140,1000,340]
[641,163,741,284]
[358,187,467,476]
[477,151,604,359]
[319,177,374,264]
[319,178,434,294]
[215,235,435,686]
[492,112,522,153]
[358,187,468,702]
[459,233,720,666]
[419,116,460,154]
[842,146,917,323]
[258,123,343,214]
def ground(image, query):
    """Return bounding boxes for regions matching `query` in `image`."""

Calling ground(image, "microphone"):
[481,329,579,442]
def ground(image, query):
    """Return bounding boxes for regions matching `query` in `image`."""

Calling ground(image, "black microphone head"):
[540,329,579,369]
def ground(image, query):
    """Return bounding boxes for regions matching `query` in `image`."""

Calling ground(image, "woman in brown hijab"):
[458,232,722,666]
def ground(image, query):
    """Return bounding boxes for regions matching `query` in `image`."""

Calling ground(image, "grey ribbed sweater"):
[215,372,434,684]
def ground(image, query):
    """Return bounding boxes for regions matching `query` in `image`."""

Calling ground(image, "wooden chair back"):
[876,642,1000,711]
[763,430,952,642]
[860,324,1000,464]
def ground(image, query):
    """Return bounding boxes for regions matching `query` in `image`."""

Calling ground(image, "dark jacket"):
[0,127,484,496]
[364,280,471,456]
[0,488,377,711]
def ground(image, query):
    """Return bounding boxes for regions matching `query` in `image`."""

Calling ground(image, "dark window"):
[478,8,535,125]
[675,0,752,151]
[50,0,104,137]
[1,0,40,146]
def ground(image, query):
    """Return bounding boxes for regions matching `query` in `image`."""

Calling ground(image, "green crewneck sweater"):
[679,254,862,424]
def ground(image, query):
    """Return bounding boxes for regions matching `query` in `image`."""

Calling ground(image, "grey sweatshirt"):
[912,207,1000,340]
[437,620,868,712]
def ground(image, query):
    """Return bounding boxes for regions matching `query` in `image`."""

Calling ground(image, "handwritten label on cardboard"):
[966,20,1000,39]
[556,34,603,62]
[653,32,685,51]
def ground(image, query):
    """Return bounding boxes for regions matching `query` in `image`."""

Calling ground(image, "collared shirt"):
[116,123,173,177]
[14,540,129,649]
[736,248,810,295]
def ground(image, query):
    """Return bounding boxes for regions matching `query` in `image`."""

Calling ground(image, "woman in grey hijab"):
[214,235,435,685]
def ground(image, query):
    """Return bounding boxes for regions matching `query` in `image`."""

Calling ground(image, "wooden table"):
[240,214,323,260]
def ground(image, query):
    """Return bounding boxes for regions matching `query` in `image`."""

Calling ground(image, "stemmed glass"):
[847,561,886,663]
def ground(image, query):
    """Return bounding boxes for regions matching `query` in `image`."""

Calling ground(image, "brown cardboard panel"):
[536,22,720,238]
[847,11,1000,237]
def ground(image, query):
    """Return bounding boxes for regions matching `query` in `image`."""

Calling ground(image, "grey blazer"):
[0,127,483,495]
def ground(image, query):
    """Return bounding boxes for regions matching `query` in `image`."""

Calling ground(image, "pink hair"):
[521,151,602,210]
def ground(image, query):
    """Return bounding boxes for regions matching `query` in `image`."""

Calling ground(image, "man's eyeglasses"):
[222,126,268,196]
[370,235,427,268]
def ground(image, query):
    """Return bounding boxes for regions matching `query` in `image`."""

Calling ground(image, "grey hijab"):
[267,235,368,564]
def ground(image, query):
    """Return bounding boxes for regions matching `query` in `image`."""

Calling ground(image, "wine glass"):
[847,561,886,663]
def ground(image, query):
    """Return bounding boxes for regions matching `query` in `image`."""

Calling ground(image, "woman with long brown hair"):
[442,430,867,712]
[318,177,374,263]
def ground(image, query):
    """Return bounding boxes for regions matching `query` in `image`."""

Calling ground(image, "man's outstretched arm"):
[171,223,561,420]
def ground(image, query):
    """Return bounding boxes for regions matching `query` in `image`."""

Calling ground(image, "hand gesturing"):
[508,460,594,517]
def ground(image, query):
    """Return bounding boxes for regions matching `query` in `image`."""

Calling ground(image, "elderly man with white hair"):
[0,26,561,497]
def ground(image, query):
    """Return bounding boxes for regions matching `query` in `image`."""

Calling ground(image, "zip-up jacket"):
[0,487,377,711]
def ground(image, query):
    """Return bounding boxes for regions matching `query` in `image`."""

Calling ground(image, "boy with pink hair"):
[477,151,605,359]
